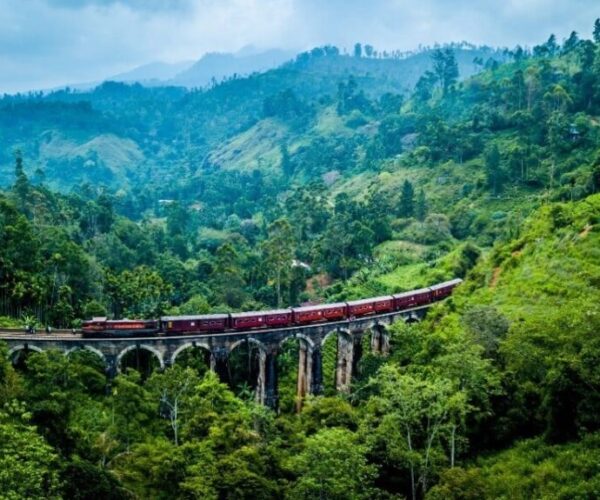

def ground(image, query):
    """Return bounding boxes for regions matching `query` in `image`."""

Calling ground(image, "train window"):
[168,321,173,328]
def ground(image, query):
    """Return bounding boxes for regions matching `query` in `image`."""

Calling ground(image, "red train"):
[82,279,462,338]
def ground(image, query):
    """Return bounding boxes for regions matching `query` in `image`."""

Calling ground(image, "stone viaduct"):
[0,307,429,409]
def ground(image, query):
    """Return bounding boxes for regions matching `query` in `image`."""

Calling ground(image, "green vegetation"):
[1,25,600,499]
[429,434,600,499]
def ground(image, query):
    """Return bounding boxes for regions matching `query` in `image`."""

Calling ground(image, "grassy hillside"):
[429,433,600,499]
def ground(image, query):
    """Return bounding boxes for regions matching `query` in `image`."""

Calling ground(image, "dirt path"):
[580,224,593,238]
[490,267,501,288]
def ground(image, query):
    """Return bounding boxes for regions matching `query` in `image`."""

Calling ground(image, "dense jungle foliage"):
[1,23,600,499]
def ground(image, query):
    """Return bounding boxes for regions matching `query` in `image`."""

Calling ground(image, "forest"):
[1,19,600,499]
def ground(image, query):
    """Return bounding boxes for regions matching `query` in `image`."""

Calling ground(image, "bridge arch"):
[229,337,265,354]
[227,337,266,398]
[7,344,44,369]
[116,344,165,372]
[8,344,43,359]
[170,342,211,366]
[363,319,385,331]
[321,328,352,348]
[404,312,421,324]
[278,332,315,349]
[65,346,107,364]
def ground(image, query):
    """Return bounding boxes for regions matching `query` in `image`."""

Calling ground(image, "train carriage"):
[264,309,293,327]
[230,309,292,330]
[82,318,159,338]
[292,302,348,324]
[347,295,395,317]
[161,314,229,334]
[394,287,430,310]
[397,287,433,309]
[429,278,463,300]
[82,317,108,335]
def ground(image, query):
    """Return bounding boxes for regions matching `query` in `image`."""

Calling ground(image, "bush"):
[83,300,107,319]
[402,214,453,244]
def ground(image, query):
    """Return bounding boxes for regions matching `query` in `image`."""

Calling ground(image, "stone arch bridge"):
[0,306,429,409]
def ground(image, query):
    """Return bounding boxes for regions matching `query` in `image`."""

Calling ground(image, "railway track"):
[0,330,82,340]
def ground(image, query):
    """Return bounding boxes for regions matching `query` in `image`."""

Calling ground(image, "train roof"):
[85,317,159,323]
[106,318,157,324]
[347,295,393,306]
[292,302,347,313]
[230,309,291,318]
[160,314,229,321]
[394,288,429,299]
[393,288,431,298]
[429,278,463,290]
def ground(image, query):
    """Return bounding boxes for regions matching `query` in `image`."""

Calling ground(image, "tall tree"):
[400,179,415,217]
[353,42,362,58]
[12,150,29,213]
[484,143,503,195]
[290,428,376,499]
[545,34,558,56]
[594,18,600,44]
[432,49,459,96]
[364,366,468,500]
[0,419,62,499]
[415,188,428,221]
[262,218,294,307]
[280,144,294,178]
[147,365,201,446]
[213,243,246,308]
[415,70,438,101]
[562,31,579,54]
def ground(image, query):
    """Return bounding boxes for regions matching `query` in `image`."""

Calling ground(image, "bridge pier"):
[352,334,363,376]
[296,340,313,411]
[310,347,323,395]
[264,350,278,410]
[335,332,354,393]
[256,349,267,405]
[370,326,390,356]
[105,354,118,379]
[211,347,229,384]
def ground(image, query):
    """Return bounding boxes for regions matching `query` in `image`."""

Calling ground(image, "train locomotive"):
[82,278,462,338]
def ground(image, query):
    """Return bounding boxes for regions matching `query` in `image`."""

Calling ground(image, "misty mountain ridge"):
[109,60,195,85]
[171,48,297,87]
[107,47,297,88]
[0,43,505,190]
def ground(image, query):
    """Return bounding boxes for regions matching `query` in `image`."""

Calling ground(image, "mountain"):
[170,47,296,87]
[0,44,504,191]
[61,47,293,91]
[110,60,195,85]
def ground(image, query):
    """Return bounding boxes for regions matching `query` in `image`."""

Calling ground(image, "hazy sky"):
[1,0,598,93]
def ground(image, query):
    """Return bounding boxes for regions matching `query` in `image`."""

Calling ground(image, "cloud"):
[290,0,597,50]
[0,0,598,93]
[45,0,194,11]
